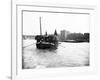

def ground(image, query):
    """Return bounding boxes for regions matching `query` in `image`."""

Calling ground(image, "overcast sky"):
[23,11,90,35]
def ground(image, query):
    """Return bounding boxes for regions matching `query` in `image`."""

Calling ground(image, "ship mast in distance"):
[40,17,42,35]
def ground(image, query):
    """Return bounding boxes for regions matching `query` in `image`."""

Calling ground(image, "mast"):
[40,17,42,35]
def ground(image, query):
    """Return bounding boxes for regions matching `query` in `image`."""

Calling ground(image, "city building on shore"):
[23,35,35,40]
[59,30,70,41]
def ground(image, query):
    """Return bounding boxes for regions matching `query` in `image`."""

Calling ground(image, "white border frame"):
[11,1,97,80]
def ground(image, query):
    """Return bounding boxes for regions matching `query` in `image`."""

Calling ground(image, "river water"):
[22,39,89,69]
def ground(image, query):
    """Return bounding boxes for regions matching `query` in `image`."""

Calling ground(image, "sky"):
[23,11,90,35]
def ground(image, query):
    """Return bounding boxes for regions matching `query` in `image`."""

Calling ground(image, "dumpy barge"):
[35,17,58,49]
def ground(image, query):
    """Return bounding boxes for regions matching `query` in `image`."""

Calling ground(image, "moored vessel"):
[35,17,58,49]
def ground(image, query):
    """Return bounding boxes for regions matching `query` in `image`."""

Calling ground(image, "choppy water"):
[22,39,89,69]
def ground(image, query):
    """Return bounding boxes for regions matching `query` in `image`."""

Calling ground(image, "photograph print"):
[22,10,90,69]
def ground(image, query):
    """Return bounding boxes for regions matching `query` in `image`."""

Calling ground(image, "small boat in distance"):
[35,17,58,49]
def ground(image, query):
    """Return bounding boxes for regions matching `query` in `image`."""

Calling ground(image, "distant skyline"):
[23,11,90,35]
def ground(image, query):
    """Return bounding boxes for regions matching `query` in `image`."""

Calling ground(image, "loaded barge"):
[35,17,58,49]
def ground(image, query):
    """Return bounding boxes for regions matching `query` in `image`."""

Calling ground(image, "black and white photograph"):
[22,10,90,69]
[10,1,97,79]
[0,0,99,79]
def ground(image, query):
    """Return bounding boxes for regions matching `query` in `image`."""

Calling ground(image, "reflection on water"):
[22,40,89,69]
